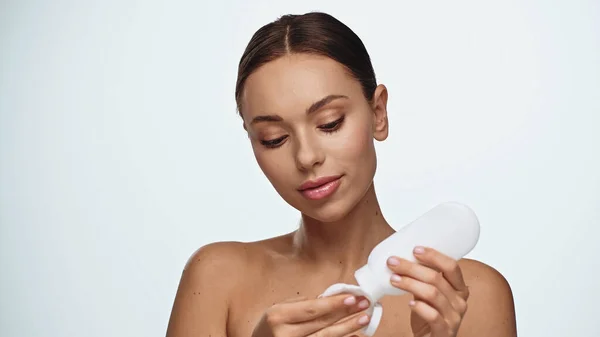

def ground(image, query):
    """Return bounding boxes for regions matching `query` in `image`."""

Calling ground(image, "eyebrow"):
[250,94,349,125]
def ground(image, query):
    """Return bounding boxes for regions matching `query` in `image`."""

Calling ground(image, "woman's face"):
[240,54,389,222]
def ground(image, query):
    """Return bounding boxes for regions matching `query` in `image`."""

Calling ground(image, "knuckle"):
[430,310,442,323]
[444,316,461,335]
[304,306,318,319]
[451,312,462,325]
[433,271,445,284]
[456,298,468,313]
[265,313,281,326]
[265,307,283,325]
[425,286,439,300]
[447,261,460,274]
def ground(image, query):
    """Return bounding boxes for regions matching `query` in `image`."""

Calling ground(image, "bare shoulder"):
[457,258,517,337]
[183,241,254,276]
[180,234,292,286]
[458,258,512,293]
[166,241,263,337]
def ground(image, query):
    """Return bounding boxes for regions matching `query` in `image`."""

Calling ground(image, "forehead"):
[240,54,362,117]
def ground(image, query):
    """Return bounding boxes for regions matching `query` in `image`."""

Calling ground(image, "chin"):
[307,211,346,223]
[299,200,355,223]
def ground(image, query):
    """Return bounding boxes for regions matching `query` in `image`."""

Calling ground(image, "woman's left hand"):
[387,246,470,337]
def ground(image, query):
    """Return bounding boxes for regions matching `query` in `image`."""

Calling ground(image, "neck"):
[292,183,395,272]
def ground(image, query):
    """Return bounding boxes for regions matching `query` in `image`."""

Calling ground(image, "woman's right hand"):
[251,294,372,337]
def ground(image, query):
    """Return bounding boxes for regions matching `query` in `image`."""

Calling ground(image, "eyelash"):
[319,115,345,133]
[260,116,346,149]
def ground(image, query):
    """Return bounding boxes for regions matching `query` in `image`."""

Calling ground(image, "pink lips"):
[298,175,343,200]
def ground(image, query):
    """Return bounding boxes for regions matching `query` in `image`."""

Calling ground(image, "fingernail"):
[409,300,416,306]
[358,299,369,309]
[343,296,356,305]
[414,246,425,254]
[387,257,400,265]
[358,315,370,325]
[391,274,402,282]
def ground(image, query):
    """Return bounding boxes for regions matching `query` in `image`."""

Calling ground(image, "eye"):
[260,135,288,148]
[318,116,345,133]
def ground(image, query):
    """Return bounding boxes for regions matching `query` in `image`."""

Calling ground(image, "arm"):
[166,242,242,337]
[458,259,517,337]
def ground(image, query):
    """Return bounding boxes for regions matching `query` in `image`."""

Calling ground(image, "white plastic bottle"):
[319,201,481,336]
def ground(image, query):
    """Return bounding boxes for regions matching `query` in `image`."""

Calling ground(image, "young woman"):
[167,12,517,337]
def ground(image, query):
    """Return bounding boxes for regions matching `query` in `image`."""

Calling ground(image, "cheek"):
[332,118,375,164]
[252,146,293,187]
[253,149,302,205]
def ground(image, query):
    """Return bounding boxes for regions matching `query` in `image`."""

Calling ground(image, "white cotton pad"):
[319,283,383,336]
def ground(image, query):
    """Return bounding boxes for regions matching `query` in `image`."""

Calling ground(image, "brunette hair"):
[235,12,377,114]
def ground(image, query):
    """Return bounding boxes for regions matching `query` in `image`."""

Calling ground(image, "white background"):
[1,0,598,336]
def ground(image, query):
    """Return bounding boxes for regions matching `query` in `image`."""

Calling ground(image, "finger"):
[307,312,370,337]
[391,275,460,323]
[387,257,466,313]
[280,296,309,304]
[329,297,370,325]
[289,297,370,336]
[280,294,366,323]
[412,247,468,294]
[387,257,455,295]
[410,300,460,336]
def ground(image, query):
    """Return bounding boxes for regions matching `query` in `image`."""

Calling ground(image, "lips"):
[298,175,343,200]
[298,175,342,191]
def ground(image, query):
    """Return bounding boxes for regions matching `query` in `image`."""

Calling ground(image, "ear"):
[371,84,389,141]
[242,121,252,140]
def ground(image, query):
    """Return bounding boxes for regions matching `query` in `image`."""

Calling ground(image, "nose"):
[294,134,325,171]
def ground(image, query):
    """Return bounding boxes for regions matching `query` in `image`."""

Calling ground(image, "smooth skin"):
[166,54,517,337]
